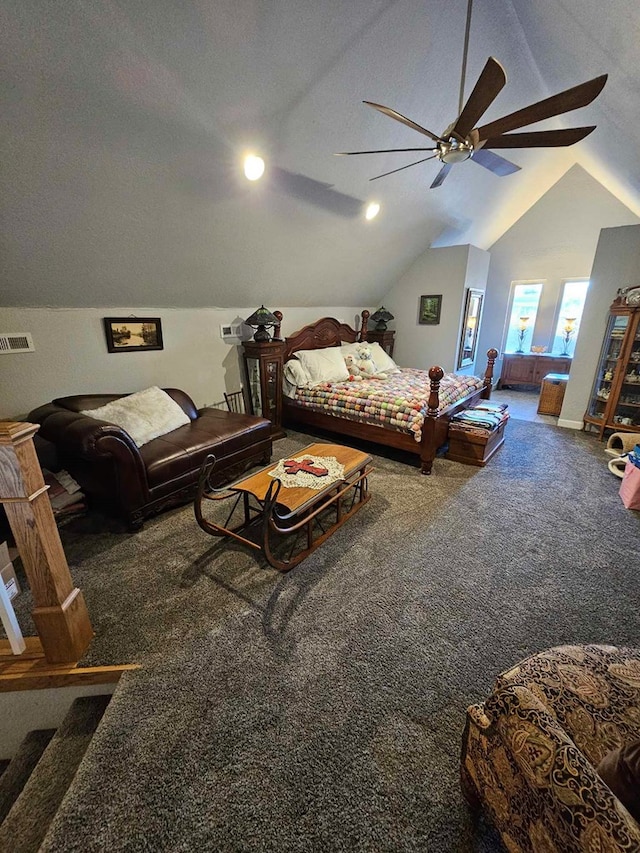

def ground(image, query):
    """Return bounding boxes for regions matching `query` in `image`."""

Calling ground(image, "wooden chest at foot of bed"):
[445,419,507,467]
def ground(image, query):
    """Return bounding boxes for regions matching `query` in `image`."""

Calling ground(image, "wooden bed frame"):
[281,310,498,474]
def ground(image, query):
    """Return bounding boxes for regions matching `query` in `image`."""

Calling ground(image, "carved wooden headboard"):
[283,311,370,361]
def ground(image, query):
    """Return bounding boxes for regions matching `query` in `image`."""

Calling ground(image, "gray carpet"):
[0,729,55,824]
[11,420,640,850]
[0,696,110,853]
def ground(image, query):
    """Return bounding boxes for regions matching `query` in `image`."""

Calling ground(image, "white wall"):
[476,165,640,382]
[0,306,365,419]
[380,245,489,373]
[458,245,491,376]
[560,224,640,426]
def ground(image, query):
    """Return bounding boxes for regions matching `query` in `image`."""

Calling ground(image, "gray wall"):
[561,224,640,426]
[0,305,366,418]
[476,165,640,385]
[380,244,489,373]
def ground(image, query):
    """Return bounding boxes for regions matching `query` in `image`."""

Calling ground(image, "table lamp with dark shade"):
[244,305,279,342]
[370,306,394,332]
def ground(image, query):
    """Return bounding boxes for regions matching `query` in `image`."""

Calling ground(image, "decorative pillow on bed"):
[284,358,311,388]
[341,340,399,374]
[295,346,350,386]
[340,341,361,357]
[367,342,401,374]
[81,386,190,447]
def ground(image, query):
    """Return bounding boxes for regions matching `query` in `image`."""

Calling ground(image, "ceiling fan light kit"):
[338,0,607,188]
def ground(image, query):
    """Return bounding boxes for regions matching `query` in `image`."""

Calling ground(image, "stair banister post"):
[0,422,93,663]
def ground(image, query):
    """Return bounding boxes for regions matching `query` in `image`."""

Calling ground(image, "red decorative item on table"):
[283,459,329,477]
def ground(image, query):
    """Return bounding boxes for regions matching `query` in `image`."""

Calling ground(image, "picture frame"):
[457,288,483,369]
[103,317,164,353]
[418,294,442,325]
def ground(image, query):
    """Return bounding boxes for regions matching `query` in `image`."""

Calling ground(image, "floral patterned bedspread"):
[291,368,484,442]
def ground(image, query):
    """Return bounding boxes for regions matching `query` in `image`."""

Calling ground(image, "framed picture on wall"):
[103,318,164,353]
[418,294,442,325]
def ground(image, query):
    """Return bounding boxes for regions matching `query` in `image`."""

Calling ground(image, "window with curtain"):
[551,280,589,357]
[504,282,544,353]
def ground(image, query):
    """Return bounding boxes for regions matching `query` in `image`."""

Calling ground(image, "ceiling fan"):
[337,0,607,188]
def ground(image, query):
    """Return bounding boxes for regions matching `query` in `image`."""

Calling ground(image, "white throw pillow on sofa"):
[81,386,191,447]
[295,346,350,386]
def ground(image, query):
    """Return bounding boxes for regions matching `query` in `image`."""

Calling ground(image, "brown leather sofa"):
[28,389,272,530]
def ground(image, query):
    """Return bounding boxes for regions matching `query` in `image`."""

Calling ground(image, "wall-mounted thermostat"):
[220,323,243,341]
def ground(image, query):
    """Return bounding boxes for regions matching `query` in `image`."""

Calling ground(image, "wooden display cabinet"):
[499,353,572,388]
[584,299,640,438]
[241,339,286,439]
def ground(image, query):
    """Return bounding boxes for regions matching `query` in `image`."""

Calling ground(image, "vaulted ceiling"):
[2,0,639,308]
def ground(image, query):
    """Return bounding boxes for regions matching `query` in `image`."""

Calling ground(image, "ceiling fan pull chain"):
[458,0,473,117]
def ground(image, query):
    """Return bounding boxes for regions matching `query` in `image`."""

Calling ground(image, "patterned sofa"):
[461,645,640,852]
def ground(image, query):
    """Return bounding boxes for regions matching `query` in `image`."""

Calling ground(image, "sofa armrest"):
[29,406,149,494]
[462,684,640,852]
[31,406,138,459]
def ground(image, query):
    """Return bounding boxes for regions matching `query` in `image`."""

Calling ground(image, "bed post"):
[273,310,283,341]
[482,349,498,399]
[359,310,370,341]
[419,366,444,475]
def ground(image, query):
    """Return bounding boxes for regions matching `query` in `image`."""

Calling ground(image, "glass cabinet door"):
[586,314,628,421]
[613,317,640,428]
[246,358,262,416]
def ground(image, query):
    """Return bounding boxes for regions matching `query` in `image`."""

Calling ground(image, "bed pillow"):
[339,341,361,362]
[81,386,191,447]
[295,346,350,386]
[284,358,311,388]
[367,341,401,374]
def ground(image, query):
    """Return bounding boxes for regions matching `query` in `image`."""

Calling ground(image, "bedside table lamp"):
[244,305,279,342]
[370,306,394,332]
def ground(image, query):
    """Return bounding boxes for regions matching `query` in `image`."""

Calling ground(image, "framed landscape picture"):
[419,294,442,325]
[103,318,164,353]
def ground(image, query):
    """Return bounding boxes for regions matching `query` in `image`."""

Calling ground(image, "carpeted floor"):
[11,417,640,850]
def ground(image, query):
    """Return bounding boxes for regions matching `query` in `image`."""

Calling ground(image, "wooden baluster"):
[0,422,93,663]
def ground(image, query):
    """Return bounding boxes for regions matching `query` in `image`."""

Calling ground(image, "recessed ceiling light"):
[244,154,265,181]
[365,202,380,221]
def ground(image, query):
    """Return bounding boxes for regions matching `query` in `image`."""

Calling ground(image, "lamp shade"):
[244,305,279,342]
[370,306,394,332]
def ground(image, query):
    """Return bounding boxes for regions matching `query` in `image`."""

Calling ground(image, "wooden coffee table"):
[194,443,372,571]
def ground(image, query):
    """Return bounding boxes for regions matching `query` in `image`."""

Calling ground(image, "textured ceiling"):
[1,0,639,308]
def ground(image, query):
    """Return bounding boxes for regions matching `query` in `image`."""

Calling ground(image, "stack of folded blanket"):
[450,401,509,434]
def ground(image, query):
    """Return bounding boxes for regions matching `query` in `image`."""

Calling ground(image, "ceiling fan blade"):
[451,56,507,139]
[476,74,607,140]
[430,163,452,188]
[370,155,438,181]
[482,126,596,149]
[364,101,442,143]
[471,148,521,176]
[335,147,436,156]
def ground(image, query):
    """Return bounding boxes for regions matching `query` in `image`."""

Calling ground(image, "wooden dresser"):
[499,354,571,388]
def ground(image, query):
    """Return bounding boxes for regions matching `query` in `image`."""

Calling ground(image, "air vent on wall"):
[0,333,35,354]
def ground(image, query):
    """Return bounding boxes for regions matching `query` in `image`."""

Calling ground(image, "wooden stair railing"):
[0,422,93,664]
